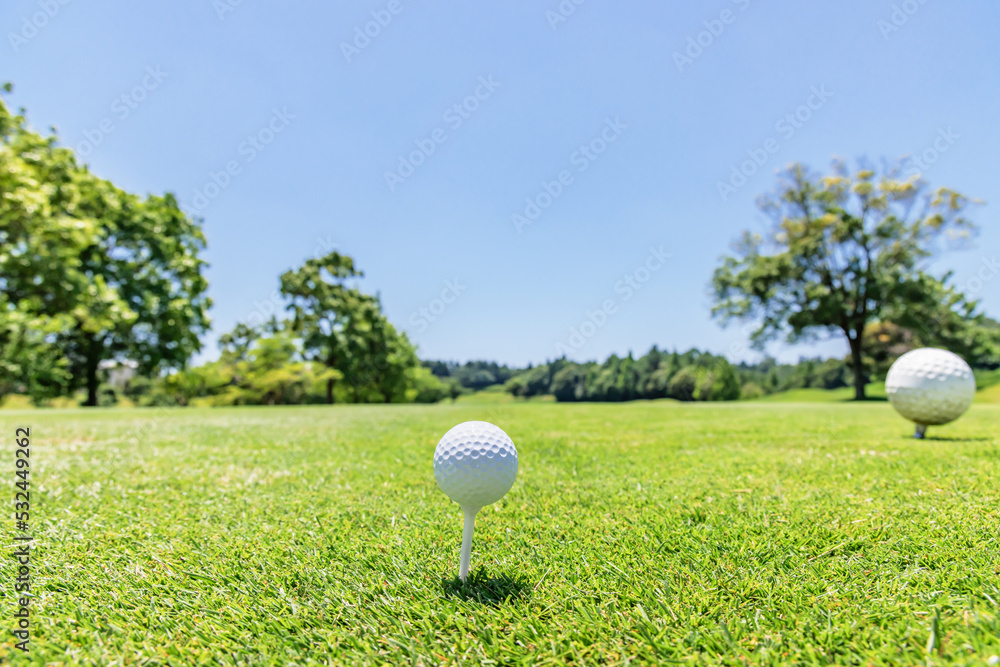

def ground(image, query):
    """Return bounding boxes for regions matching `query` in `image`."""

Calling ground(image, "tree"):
[0,304,72,403]
[219,322,262,363]
[1,91,98,402]
[551,364,587,402]
[280,251,419,403]
[667,366,698,401]
[0,90,211,405]
[712,160,988,400]
[65,190,211,406]
[885,273,999,367]
[505,364,555,398]
[408,366,454,403]
[856,321,916,379]
[708,359,742,400]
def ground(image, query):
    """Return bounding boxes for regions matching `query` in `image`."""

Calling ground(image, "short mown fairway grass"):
[2,402,998,665]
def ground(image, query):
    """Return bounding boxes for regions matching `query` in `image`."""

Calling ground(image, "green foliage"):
[500,346,955,404]
[136,320,338,407]
[740,381,766,400]
[706,359,741,401]
[422,360,518,392]
[667,365,698,401]
[138,316,455,407]
[886,275,1000,368]
[551,363,588,402]
[407,365,455,404]
[505,348,743,402]
[0,303,72,402]
[855,321,917,380]
[280,251,419,403]
[0,91,210,406]
[505,362,566,399]
[712,160,995,399]
[734,355,851,396]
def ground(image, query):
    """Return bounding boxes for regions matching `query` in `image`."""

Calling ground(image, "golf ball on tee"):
[433,421,518,510]
[885,348,975,428]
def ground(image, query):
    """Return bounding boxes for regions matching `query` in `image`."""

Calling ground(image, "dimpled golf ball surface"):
[434,421,518,510]
[885,348,976,426]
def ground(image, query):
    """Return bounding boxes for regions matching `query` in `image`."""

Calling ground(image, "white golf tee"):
[459,506,479,582]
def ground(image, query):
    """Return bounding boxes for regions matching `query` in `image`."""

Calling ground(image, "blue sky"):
[3,0,998,367]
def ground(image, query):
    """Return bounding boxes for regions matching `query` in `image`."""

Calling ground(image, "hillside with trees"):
[498,349,852,403]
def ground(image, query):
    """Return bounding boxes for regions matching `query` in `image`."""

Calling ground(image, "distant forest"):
[426,349,858,403]
[426,342,1000,404]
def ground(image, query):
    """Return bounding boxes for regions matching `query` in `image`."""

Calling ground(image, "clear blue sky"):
[3,0,998,367]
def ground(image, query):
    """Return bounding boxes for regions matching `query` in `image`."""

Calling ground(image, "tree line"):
[436,338,998,404]
[2,87,998,407]
[505,350,741,402]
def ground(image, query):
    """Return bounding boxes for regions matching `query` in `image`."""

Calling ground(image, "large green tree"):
[0,89,211,405]
[712,160,995,399]
[280,251,418,403]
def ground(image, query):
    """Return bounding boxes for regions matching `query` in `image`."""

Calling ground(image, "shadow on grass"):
[913,436,993,442]
[442,570,531,606]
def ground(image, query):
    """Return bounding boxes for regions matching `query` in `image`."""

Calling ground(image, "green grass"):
[453,387,555,405]
[2,402,999,665]
[757,384,888,403]
[975,368,1000,391]
[976,384,1000,404]
[975,370,1000,404]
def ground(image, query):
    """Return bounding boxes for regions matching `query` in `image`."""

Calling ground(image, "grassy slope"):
[976,368,1000,390]
[1,402,998,666]
[757,384,887,403]
[977,383,1000,404]
[758,380,1000,405]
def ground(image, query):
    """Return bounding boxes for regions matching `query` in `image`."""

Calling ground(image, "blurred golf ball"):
[885,348,975,430]
[433,421,518,510]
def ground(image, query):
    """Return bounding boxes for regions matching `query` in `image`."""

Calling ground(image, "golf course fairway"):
[2,401,998,665]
